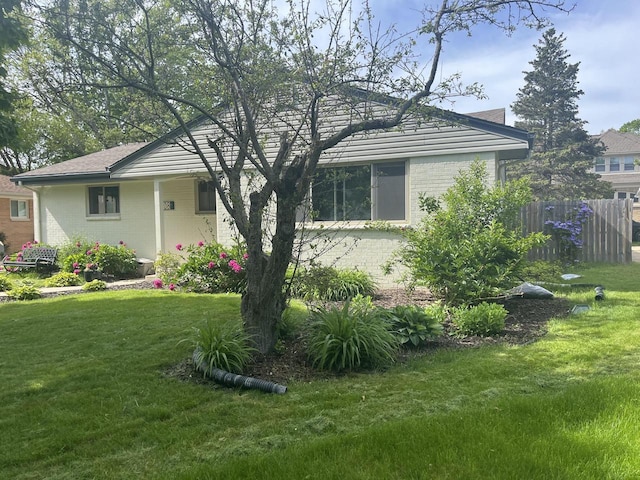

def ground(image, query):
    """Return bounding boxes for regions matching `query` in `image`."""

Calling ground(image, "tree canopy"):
[18,0,572,353]
[511,28,612,200]
[619,119,640,135]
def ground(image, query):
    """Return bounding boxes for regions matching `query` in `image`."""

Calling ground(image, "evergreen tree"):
[511,28,612,200]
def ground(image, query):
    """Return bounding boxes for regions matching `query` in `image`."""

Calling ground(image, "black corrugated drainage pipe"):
[192,351,287,394]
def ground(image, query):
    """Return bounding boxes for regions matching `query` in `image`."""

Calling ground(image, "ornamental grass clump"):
[191,319,255,375]
[451,302,507,337]
[307,296,398,372]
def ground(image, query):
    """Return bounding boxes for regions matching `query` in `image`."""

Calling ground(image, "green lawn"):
[1,264,640,479]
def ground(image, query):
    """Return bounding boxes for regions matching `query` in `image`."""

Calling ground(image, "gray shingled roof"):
[596,129,640,156]
[11,143,147,183]
[465,108,506,125]
[0,174,32,197]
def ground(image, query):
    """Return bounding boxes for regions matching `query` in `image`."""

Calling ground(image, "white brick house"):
[11,108,532,286]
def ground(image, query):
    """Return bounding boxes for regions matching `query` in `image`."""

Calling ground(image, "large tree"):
[24,0,571,353]
[0,0,28,160]
[511,28,612,200]
[619,119,640,135]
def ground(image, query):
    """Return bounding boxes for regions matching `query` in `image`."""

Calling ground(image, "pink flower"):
[86,250,92,256]
[242,253,249,260]
[176,243,183,251]
[73,269,80,275]
[207,261,215,269]
[229,260,242,273]
[169,283,176,291]
[119,240,124,245]
[22,244,27,250]
[76,242,81,248]
[219,252,228,259]
[73,262,79,268]
[198,241,204,247]
[153,278,163,289]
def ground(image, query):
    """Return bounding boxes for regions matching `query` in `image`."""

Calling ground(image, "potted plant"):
[83,263,102,282]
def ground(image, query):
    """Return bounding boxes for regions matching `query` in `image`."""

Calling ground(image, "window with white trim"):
[309,161,406,222]
[609,157,620,172]
[623,156,636,171]
[10,199,29,219]
[88,186,120,215]
[196,180,216,213]
[595,157,605,172]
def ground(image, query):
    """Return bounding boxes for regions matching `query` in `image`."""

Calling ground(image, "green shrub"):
[82,279,107,291]
[392,160,547,306]
[385,304,445,347]
[520,260,564,283]
[0,275,13,292]
[154,252,182,285]
[58,238,137,278]
[289,265,376,301]
[191,319,255,375]
[93,244,137,277]
[307,299,398,372]
[8,282,41,301]
[451,302,507,337]
[277,306,306,339]
[44,272,81,287]
[175,241,247,293]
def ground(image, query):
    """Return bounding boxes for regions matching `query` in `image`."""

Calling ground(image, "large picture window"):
[10,200,28,219]
[196,180,216,213]
[310,161,406,222]
[88,186,120,215]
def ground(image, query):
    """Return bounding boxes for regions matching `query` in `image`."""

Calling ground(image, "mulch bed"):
[165,288,571,387]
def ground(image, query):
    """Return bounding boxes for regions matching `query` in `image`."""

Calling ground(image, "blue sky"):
[366,0,639,134]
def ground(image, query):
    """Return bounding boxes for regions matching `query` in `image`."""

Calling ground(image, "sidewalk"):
[0,277,152,298]
[633,246,640,263]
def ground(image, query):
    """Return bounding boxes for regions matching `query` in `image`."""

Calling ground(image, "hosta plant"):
[7,282,41,301]
[45,272,82,287]
[386,304,445,347]
[82,280,107,291]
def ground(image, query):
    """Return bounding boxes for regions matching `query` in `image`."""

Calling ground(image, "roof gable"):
[597,129,640,156]
[0,174,32,197]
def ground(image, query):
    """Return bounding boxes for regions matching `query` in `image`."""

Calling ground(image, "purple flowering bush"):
[173,241,247,293]
[544,202,593,264]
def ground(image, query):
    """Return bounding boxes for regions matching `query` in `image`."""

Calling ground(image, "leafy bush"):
[82,280,107,291]
[175,241,247,293]
[451,302,507,337]
[59,238,137,277]
[0,275,13,292]
[393,160,547,306]
[277,306,306,339]
[44,272,82,287]
[519,260,564,283]
[307,298,398,372]
[289,265,376,301]
[8,282,41,301]
[191,320,255,375]
[154,252,182,284]
[384,304,445,347]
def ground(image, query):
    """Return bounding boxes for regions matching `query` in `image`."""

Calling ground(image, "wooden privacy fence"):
[520,199,634,264]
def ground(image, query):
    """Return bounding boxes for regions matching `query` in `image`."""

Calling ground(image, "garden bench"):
[1,247,58,272]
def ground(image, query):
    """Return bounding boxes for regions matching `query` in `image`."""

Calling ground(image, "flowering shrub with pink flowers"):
[59,238,137,278]
[171,240,247,293]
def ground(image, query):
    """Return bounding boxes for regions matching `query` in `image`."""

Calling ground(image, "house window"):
[196,180,216,213]
[623,156,635,171]
[10,200,28,219]
[88,186,120,215]
[609,157,620,172]
[310,161,406,222]
[595,158,605,172]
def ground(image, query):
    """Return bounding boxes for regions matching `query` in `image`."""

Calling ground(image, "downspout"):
[153,179,163,254]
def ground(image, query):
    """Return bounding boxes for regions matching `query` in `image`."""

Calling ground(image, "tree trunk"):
[241,189,299,354]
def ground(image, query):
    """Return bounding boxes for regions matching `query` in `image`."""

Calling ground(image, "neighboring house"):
[11,107,532,285]
[594,129,640,202]
[0,174,35,255]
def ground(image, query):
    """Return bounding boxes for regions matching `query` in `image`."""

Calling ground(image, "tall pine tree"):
[511,28,611,200]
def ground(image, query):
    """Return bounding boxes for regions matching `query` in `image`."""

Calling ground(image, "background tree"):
[511,28,612,200]
[1,0,28,172]
[23,0,571,353]
[619,119,640,135]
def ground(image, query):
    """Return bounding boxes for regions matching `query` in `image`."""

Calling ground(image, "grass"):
[1,263,640,479]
